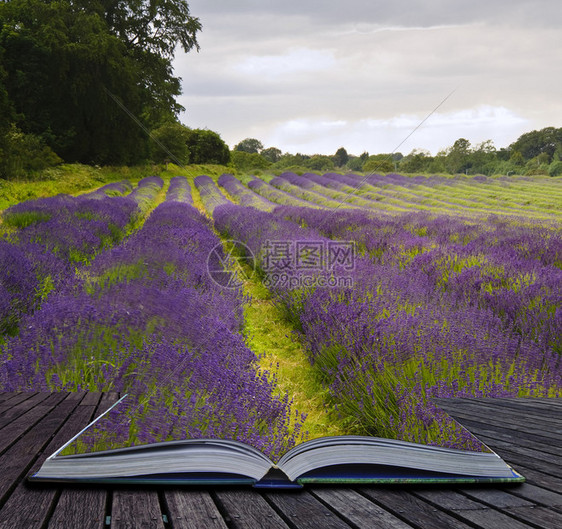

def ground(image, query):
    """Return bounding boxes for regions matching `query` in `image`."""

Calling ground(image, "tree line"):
[231,129,562,177]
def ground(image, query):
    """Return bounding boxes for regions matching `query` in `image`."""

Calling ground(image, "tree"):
[333,147,349,167]
[0,0,201,165]
[0,124,61,179]
[470,140,497,175]
[443,138,472,174]
[305,155,334,172]
[261,147,282,163]
[231,151,271,171]
[234,138,263,154]
[149,121,191,164]
[92,0,201,59]
[362,154,394,174]
[346,156,363,172]
[274,153,308,169]
[399,149,432,173]
[185,129,230,165]
[510,127,562,162]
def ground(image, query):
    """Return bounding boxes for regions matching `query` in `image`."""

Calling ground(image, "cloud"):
[176,2,562,156]
[235,48,336,77]
[265,106,530,155]
[188,0,558,29]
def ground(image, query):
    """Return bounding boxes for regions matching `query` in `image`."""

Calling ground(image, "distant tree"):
[470,140,497,175]
[231,151,271,171]
[261,146,282,163]
[399,149,432,173]
[234,138,264,154]
[363,154,394,174]
[149,122,191,164]
[548,160,562,176]
[333,147,349,167]
[185,129,230,165]
[496,147,511,161]
[444,138,472,174]
[260,147,283,163]
[346,156,363,171]
[510,127,562,162]
[274,153,308,169]
[509,150,525,167]
[305,155,334,172]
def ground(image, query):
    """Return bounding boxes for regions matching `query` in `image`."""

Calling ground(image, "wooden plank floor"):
[0,393,560,529]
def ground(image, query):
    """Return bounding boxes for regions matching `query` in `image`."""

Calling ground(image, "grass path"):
[189,179,347,440]
[241,275,347,440]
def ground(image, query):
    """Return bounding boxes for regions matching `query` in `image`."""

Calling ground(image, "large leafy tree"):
[234,138,264,154]
[0,0,201,165]
[509,127,562,162]
[186,129,230,165]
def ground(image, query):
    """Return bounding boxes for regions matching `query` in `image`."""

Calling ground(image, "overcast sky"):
[174,1,562,156]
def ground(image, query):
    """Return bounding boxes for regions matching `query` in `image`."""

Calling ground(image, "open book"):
[29,395,524,488]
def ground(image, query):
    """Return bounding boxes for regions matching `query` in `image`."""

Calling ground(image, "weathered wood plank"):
[462,398,562,418]
[444,416,561,457]
[505,506,562,529]
[435,404,562,447]
[466,439,561,477]
[311,487,414,529]
[111,489,165,529]
[499,483,562,509]
[0,392,49,431]
[0,392,38,412]
[455,505,553,529]
[163,489,228,529]
[265,489,353,529]
[437,399,562,437]
[412,486,543,529]
[48,392,120,528]
[413,486,558,528]
[492,451,559,480]
[0,392,72,503]
[506,463,562,493]
[412,487,494,511]
[358,488,475,529]
[457,487,534,508]
[0,394,97,529]
[0,394,559,529]
[0,392,23,406]
[47,488,107,529]
[78,391,103,406]
[439,414,562,467]
[213,489,290,529]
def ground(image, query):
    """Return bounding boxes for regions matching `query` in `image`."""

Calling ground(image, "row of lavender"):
[258,171,562,221]
[0,177,163,339]
[206,173,561,448]
[0,176,304,458]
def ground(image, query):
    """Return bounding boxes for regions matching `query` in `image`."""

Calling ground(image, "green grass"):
[0,162,235,213]
[241,275,348,440]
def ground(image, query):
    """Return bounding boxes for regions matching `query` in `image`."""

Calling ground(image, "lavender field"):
[1,171,561,458]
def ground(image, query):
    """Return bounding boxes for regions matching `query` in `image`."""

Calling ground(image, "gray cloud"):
[176,1,562,154]
[189,0,557,28]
